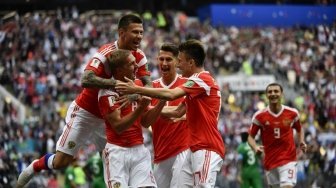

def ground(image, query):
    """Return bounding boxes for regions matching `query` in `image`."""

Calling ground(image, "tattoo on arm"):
[140,76,152,88]
[81,70,116,89]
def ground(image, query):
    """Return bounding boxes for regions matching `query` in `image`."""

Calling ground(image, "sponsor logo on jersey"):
[184,80,195,88]
[68,141,76,149]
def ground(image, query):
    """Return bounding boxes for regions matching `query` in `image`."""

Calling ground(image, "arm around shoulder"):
[81,70,116,89]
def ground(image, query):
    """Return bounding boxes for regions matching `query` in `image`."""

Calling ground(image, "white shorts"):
[56,101,105,156]
[266,161,297,187]
[178,149,223,188]
[103,143,157,188]
[154,149,188,188]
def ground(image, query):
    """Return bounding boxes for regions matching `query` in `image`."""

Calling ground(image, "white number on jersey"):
[247,150,256,165]
[108,96,116,107]
[274,128,280,138]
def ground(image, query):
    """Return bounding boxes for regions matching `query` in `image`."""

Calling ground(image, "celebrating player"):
[116,39,225,187]
[148,43,189,188]
[16,14,151,188]
[248,83,307,188]
[98,49,164,188]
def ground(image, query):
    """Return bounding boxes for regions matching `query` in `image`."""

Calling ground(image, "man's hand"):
[254,145,264,155]
[116,77,137,94]
[300,142,307,153]
[138,96,151,108]
[116,94,140,109]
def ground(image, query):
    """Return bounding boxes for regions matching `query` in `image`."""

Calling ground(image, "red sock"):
[32,155,48,172]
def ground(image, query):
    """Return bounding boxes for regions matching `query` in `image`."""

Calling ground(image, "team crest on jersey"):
[283,119,291,126]
[68,141,76,149]
[184,80,195,88]
[90,59,101,69]
[265,121,270,126]
[113,182,121,188]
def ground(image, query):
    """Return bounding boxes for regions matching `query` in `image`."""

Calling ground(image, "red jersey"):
[151,75,189,163]
[249,105,302,170]
[98,80,145,147]
[179,71,225,158]
[76,41,150,118]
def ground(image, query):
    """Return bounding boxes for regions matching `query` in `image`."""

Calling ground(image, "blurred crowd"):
[0,6,335,188]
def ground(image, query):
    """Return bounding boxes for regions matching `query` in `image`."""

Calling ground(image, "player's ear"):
[118,28,125,37]
[189,58,195,66]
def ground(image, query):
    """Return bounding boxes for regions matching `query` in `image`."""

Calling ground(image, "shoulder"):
[98,89,119,98]
[177,75,188,81]
[283,105,299,116]
[133,49,146,57]
[152,79,160,84]
[97,43,117,55]
[252,108,268,120]
[93,43,117,62]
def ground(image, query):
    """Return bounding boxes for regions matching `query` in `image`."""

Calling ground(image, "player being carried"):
[17,14,151,188]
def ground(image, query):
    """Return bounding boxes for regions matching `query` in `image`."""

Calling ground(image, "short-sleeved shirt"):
[179,71,225,158]
[151,75,190,163]
[237,142,261,175]
[249,105,301,170]
[98,80,145,147]
[76,41,150,118]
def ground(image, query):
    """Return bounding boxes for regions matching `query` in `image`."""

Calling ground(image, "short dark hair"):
[266,83,283,93]
[118,14,143,30]
[240,132,249,142]
[160,43,179,57]
[107,49,131,70]
[178,39,205,67]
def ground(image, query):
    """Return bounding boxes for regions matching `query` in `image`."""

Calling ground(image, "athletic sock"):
[32,153,54,172]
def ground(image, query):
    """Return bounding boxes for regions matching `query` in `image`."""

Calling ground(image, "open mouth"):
[133,41,140,48]
[160,66,170,73]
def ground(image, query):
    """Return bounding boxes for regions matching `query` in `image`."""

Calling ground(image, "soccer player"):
[148,43,189,188]
[247,83,307,188]
[16,14,151,188]
[98,49,165,188]
[84,152,105,188]
[116,39,225,187]
[237,129,263,188]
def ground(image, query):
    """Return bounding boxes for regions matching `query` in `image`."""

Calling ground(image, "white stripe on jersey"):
[251,108,267,127]
[137,56,147,67]
[158,75,180,88]
[283,105,300,127]
[189,76,211,96]
[93,52,107,63]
